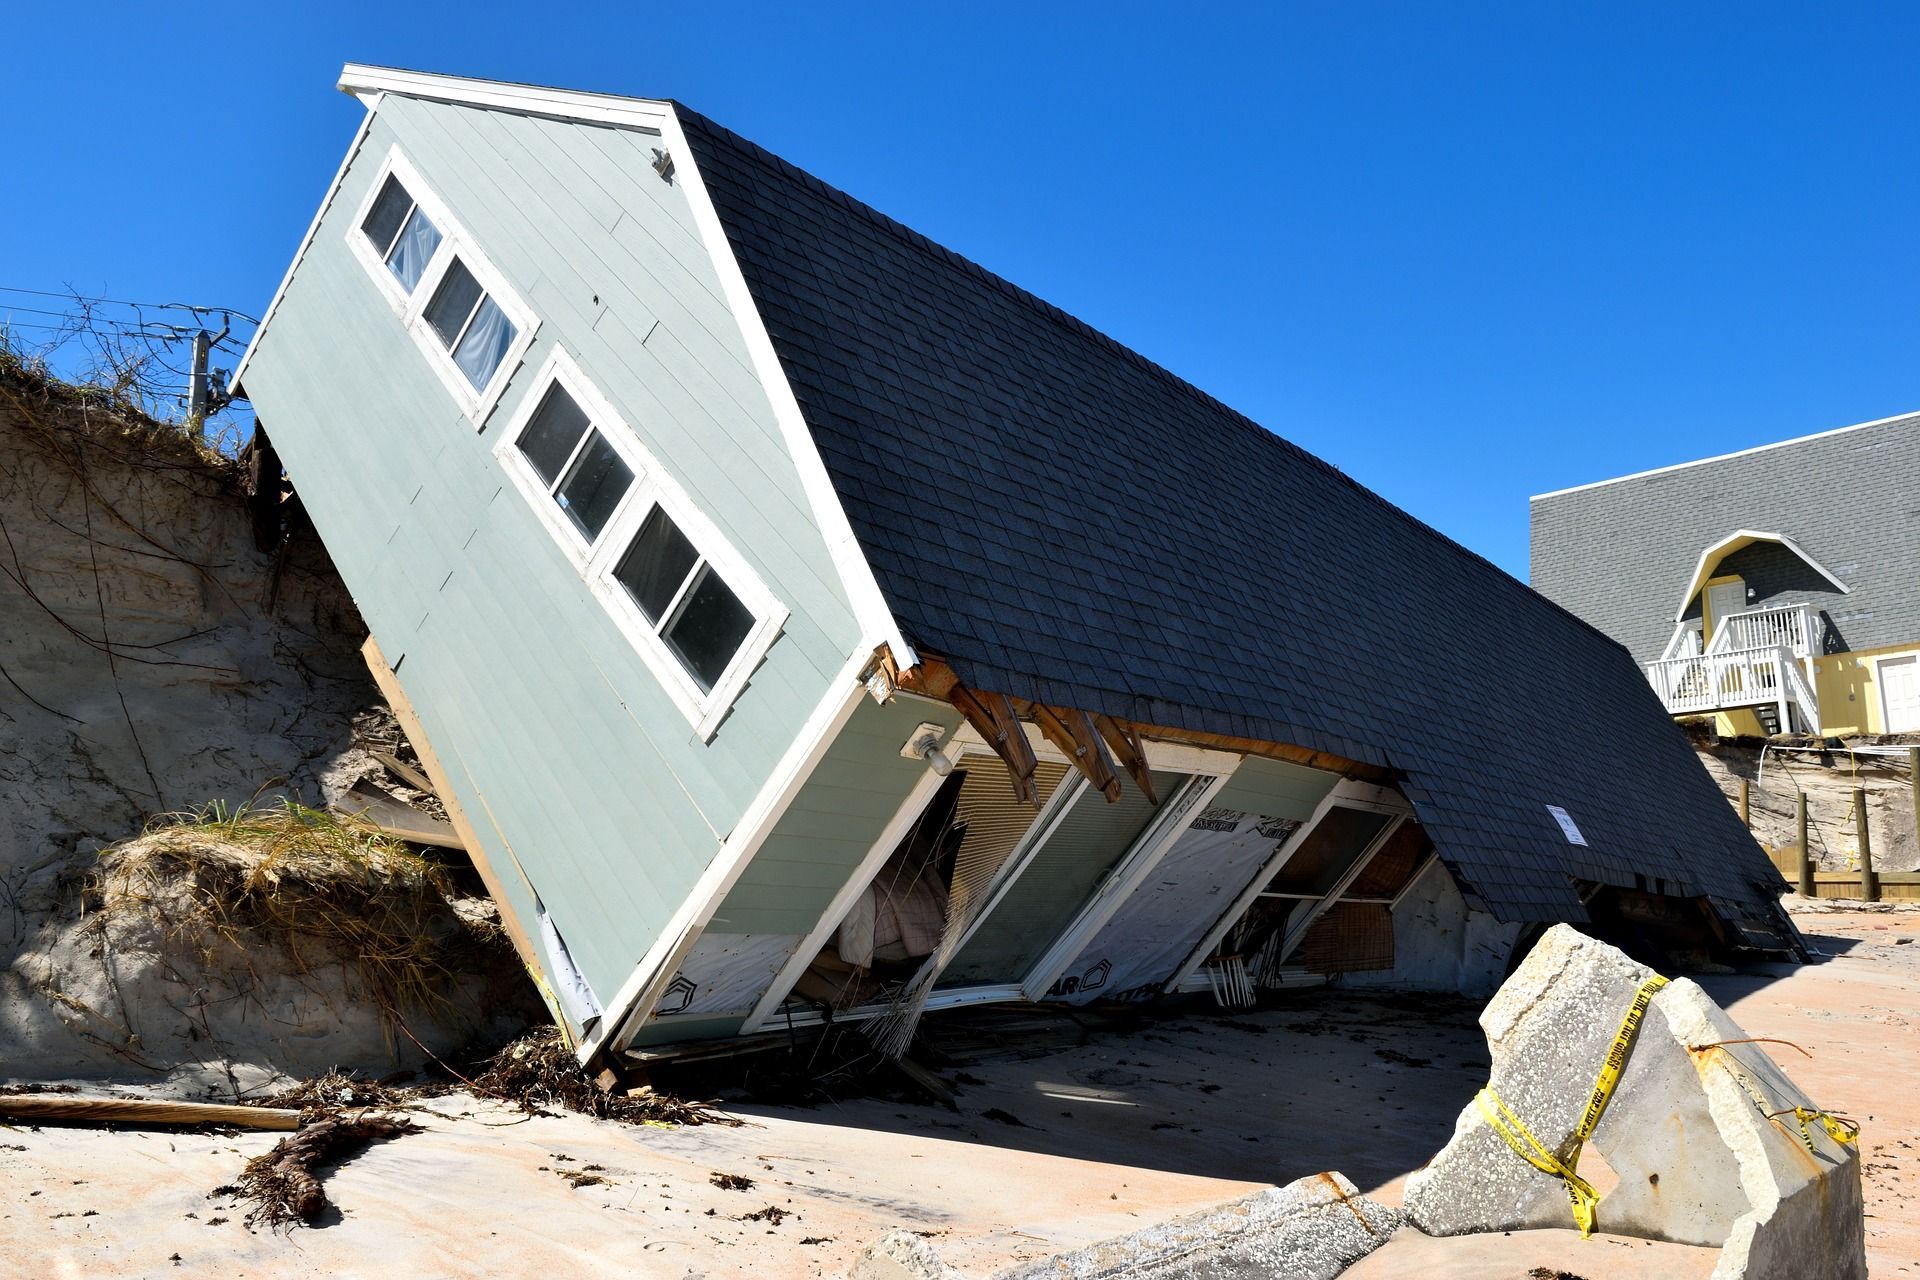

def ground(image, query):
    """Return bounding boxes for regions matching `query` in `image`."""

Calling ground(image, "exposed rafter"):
[871,648,1398,804]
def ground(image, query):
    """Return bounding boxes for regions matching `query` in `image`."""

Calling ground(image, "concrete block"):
[849,1230,968,1280]
[846,1172,1398,1280]
[1403,924,1864,1280]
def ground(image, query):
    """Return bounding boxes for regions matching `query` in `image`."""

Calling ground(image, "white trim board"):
[585,645,872,1062]
[231,103,381,394]
[1672,529,1850,622]
[338,64,671,133]
[659,103,916,674]
[1531,409,1920,501]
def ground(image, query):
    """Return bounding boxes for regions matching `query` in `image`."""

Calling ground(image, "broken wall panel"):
[626,695,966,1047]
[939,769,1176,988]
[652,933,806,1018]
[1051,808,1296,1003]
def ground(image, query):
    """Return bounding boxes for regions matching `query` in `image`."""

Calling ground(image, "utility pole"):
[186,329,211,424]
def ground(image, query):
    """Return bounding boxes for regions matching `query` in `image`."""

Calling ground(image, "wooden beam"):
[0,1095,303,1131]
[1091,713,1159,804]
[360,636,547,990]
[1028,703,1122,802]
[888,649,1393,787]
[948,683,1039,806]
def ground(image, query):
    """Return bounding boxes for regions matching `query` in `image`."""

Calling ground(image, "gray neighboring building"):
[1531,412,1920,738]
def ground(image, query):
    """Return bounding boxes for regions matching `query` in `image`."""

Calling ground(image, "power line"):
[0,285,259,326]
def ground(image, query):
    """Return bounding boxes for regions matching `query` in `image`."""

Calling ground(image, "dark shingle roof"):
[677,108,1789,945]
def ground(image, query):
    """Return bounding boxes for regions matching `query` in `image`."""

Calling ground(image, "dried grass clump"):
[470,1028,740,1127]
[92,799,483,1019]
[0,338,233,473]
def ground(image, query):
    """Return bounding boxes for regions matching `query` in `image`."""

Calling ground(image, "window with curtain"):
[359,174,442,293]
[423,257,519,390]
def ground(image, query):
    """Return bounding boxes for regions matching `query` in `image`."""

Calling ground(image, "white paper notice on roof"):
[1546,804,1588,847]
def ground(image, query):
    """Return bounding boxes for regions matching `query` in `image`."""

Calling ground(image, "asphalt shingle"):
[677,107,1789,946]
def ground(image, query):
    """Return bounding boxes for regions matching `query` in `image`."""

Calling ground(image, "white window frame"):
[344,144,537,424]
[492,347,648,571]
[498,348,788,739]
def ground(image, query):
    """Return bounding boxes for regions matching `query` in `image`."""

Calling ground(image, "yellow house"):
[1529,413,1920,739]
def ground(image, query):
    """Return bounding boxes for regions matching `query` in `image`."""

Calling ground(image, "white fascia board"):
[336,64,669,133]
[1531,409,1920,502]
[1673,528,1852,621]
[661,103,918,674]
[578,645,873,1063]
[230,99,381,395]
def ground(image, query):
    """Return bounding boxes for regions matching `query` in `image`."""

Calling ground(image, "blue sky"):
[7,4,1916,578]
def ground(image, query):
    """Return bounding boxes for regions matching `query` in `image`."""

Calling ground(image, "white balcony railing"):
[1707,604,1817,661]
[1645,639,1819,727]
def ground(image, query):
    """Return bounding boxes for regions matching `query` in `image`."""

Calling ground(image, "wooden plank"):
[371,749,435,795]
[361,636,547,989]
[893,651,1391,785]
[1091,712,1159,804]
[0,1095,302,1131]
[335,783,463,850]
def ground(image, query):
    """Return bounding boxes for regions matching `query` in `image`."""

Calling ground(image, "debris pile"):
[467,1027,740,1127]
[238,1111,423,1228]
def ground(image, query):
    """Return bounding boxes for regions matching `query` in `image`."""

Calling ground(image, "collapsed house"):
[230,65,1793,1070]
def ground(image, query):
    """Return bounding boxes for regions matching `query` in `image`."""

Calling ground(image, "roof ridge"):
[671,102,1635,662]
[1530,407,1920,501]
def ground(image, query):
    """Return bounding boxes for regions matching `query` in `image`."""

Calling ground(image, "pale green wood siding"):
[238,97,862,1010]
[627,695,964,1046]
[1210,756,1339,819]
[708,696,964,937]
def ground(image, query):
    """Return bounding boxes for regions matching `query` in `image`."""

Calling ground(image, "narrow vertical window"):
[613,507,756,691]
[423,258,518,390]
[359,174,441,293]
[512,382,634,541]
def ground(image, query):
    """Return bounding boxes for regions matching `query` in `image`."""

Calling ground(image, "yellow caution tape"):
[1701,1044,1860,1157]
[1788,1106,1860,1152]
[1477,973,1670,1239]
[1476,1086,1602,1235]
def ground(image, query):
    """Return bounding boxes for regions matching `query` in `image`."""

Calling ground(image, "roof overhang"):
[336,64,671,132]
[1674,529,1849,621]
